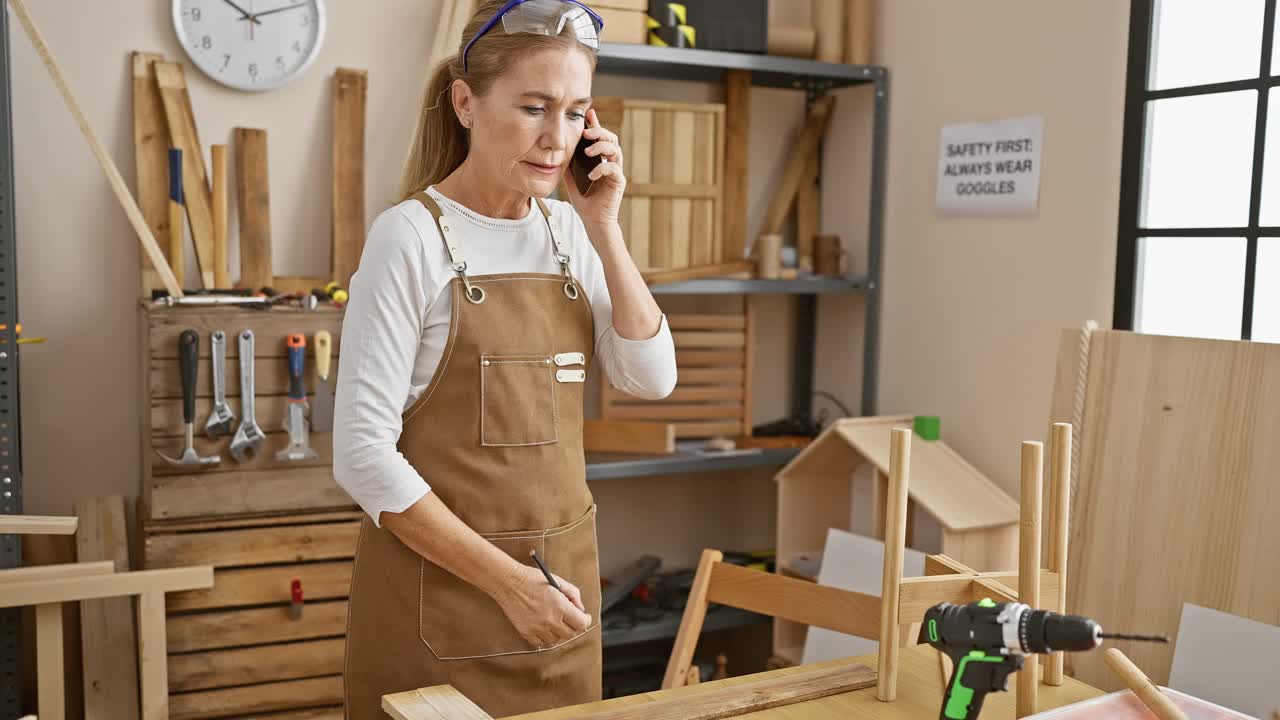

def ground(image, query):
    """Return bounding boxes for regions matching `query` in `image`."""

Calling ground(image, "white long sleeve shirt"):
[332,187,678,526]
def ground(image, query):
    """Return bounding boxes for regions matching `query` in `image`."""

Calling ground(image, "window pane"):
[1142,92,1257,228]
[1150,0,1266,90]
[1263,88,1280,226]
[1136,237,1245,340]
[1253,239,1280,342]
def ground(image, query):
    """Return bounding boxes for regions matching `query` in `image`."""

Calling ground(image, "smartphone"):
[570,134,601,196]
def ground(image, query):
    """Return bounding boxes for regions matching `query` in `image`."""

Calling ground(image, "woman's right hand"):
[492,564,593,648]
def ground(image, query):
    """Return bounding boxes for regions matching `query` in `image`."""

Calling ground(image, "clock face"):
[173,0,326,91]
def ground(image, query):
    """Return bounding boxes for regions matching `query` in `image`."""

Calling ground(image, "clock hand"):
[249,3,308,20]
[221,0,262,25]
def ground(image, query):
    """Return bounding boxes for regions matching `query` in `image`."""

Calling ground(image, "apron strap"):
[534,198,580,301]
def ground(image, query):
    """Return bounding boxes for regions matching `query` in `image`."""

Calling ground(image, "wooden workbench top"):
[507,645,1103,720]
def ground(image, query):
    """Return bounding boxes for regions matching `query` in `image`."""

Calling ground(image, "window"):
[1114,0,1279,340]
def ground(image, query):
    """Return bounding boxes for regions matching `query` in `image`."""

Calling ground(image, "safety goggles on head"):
[463,0,605,73]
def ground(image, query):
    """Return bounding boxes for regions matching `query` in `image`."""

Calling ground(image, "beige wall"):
[875,1,1130,497]
[14,1,1131,561]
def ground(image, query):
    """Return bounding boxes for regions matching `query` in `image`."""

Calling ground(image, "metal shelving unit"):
[591,44,889,648]
[0,5,23,717]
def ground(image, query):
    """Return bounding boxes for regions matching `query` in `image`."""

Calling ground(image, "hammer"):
[157,329,220,468]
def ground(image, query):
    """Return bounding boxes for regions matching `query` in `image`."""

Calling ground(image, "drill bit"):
[1099,632,1170,643]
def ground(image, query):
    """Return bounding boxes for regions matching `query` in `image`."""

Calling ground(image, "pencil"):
[529,549,561,591]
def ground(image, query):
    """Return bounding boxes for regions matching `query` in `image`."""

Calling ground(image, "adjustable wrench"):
[277,334,319,462]
[229,329,266,462]
[204,330,236,439]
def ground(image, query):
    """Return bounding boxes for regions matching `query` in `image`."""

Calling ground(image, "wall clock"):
[173,0,326,91]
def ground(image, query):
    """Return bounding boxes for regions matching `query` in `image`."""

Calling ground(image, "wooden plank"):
[600,660,877,720]
[150,433,333,475]
[667,315,747,331]
[167,561,353,612]
[814,0,844,62]
[137,591,168,720]
[672,331,746,349]
[0,561,113,583]
[0,515,76,534]
[384,686,492,720]
[671,421,743,438]
[649,110,674,269]
[1063,331,1280,691]
[148,466,354,522]
[662,549,721,689]
[627,108,652,270]
[670,110,695,268]
[0,567,214,609]
[211,144,230,288]
[145,521,359,569]
[898,570,1060,623]
[626,183,719,200]
[168,637,344,692]
[37,602,65,720]
[20,534,85,720]
[73,497,139,720]
[132,51,171,297]
[707,562,880,639]
[144,510,362,534]
[271,275,330,295]
[147,307,344,360]
[332,68,368,288]
[642,260,755,285]
[677,350,746,367]
[721,70,750,261]
[940,524,1019,573]
[796,144,820,272]
[671,369,745,385]
[252,708,343,720]
[167,600,348,653]
[153,394,313,437]
[605,385,743,405]
[712,108,725,262]
[845,0,874,65]
[760,96,836,237]
[743,298,756,434]
[582,420,675,454]
[154,62,214,289]
[169,675,343,720]
[235,127,273,290]
[606,404,743,421]
[151,354,339,398]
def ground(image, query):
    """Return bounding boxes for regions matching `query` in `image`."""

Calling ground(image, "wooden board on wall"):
[1051,329,1280,690]
[331,68,367,289]
[235,127,273,290]
[132,52,171,297]
[74,497,140,720]
[154,62,215,289]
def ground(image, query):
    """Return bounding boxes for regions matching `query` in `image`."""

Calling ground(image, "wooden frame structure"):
[1,514,214,720]
[876,424,1074,718]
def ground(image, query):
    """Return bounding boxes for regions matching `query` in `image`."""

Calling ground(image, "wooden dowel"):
[7,0,182,297]
[1045,422,1072,685]
[1016,440,1043,718]
[1102,648,1189,720]
[877,427,911,702]
[211,145,229,289]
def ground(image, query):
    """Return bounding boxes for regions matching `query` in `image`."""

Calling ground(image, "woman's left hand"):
[562,108,625,228]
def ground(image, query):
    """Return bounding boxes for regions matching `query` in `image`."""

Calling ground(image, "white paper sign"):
[1168,603,1280,717]
[936,115,1044,217]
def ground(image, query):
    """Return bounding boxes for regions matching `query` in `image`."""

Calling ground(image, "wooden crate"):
[603,98,726,274]
[600,303,754,439]
[144,511,360,720]
[141,303,355,522]
[595,8,647,44]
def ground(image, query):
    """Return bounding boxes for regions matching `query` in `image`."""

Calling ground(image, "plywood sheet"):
[1059,330,1280,691]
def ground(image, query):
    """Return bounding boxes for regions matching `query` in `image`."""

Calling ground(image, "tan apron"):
[344,193,602,719]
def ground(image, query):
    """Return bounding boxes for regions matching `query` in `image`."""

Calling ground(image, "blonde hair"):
[398,0,600,200]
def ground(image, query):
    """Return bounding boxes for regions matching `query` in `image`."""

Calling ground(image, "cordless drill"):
[920,599,1168,720]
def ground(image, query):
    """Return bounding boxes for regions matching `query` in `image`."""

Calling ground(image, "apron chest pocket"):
[418,505,601,660]
[479,355,558,447]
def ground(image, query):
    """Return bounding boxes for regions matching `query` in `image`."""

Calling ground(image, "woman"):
[334,1,677,717]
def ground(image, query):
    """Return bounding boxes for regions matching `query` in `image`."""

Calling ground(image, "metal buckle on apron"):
[539,203,580,302]
[440,216,486,304]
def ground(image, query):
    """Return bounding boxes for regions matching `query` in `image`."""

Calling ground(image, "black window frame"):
[1114,0,1280,338]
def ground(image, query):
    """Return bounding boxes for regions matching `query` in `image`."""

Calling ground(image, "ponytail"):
[397,56,469,201]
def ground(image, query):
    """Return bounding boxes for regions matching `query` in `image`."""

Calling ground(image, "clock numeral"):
[275,56,286,71]
[221,54,232,71]
[201,35,212,50]
[189,7,202,21]
[248,62,259,79]
[300,14,311,26]
[293,41,302,53]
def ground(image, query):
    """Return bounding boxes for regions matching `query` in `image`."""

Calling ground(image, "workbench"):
[389,644,1103,720]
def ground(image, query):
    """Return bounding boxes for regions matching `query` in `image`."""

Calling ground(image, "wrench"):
[276,333,319,462]
[229,329,266,462]
[204,330,236,439]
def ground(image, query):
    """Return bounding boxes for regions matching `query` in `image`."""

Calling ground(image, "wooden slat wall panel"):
[147,469,354,522]
[151,355,340,398]
[168,638,344,692]
[168,562,353,612]
[670,110,695,268]
[168,601,348,653]
[150,434,333,476]
[649,110,674,269]
[169,675,343,720]
[148,309,344,360]
[153,395,315,438]
[626,108,652,270]
[145,521,359,569]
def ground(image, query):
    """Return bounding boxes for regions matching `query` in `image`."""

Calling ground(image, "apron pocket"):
[479,355,559,447]
[418,505,601,661]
